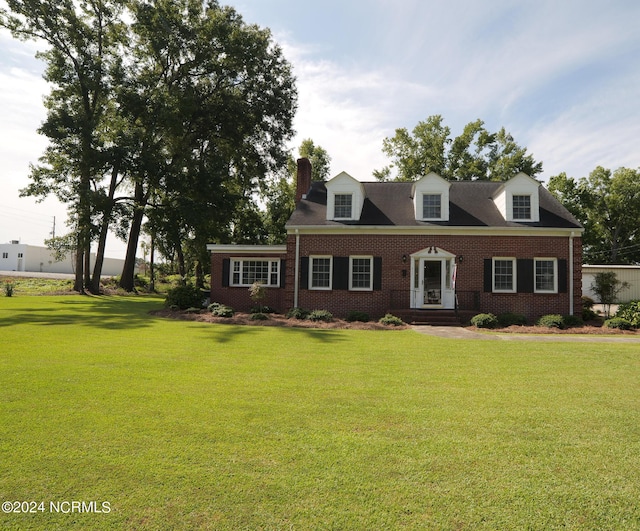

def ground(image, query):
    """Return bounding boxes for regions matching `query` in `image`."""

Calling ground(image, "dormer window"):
[512,195,531,220]
[325,172,365,221]
[334,194,353,218]
[492,173,541,223]
[412,173,450,221]
[422,194,442,219]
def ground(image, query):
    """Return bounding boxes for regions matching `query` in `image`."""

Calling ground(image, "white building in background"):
[0,240,126,277]
[582,264,640,303]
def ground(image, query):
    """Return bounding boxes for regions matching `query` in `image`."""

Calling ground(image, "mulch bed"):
[466,324,640,335]
[152,309,639,335]
[150,309,409,330]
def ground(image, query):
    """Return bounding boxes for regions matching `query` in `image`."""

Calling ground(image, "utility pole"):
[51,216,56,239]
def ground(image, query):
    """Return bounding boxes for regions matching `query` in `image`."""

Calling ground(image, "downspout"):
[569,231,575,315]
[294,229,300,308]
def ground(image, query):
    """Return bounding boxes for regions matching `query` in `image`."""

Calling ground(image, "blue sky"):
[1,0,639,256]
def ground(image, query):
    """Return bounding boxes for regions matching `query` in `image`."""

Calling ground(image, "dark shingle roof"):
[286,181,582,229]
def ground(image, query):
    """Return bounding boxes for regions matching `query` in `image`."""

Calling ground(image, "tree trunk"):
[90,164,120,294]
[149,233,155,292]
[176,242,186,281]
[119,181,147,292]
[74,240,84,293]
[84,242,91,289]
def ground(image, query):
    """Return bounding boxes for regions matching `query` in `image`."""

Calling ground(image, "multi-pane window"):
[231,259,279,287]
[1,252,7,259]
[350,257,373,290]
[493,258,516,292]
[422,194,442,219]
[535,258,557,293]
[334,194,353,218]
[310,256,332,289]
[512,195,531,220]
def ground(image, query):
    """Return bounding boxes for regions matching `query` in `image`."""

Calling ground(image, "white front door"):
[410,248,456,309]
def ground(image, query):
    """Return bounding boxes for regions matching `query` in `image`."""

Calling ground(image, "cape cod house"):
[208,158,583,323]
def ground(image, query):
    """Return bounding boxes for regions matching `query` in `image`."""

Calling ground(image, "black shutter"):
[483,259,493,292]
[517,259,534,293]
[558,259,568,293]
[373,257,382,291]
[222,259,230,287]
[333,257,349,290]
[300,257,309,290]
[279,259,286,288]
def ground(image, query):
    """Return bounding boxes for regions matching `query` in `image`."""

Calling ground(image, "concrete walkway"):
[412,325,640,343]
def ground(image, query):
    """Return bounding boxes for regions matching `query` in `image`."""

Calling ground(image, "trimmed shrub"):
[251,305,275,314]
[537,314,565,329]
[346,310,370,322]
[615,300,640,328]
[208,302,235,318]
[378,313,404,326]
[470,313,498,329]
[581,295,598,320]
[497,312,527,327]
[250,312,269,321]
[308,309,333,322]
[287,307,309,320]
[563,314,584,328]
[165,284,205,310]
[604,317,633,330]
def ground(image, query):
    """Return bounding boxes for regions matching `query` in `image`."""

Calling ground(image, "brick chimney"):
[295,157,312,204]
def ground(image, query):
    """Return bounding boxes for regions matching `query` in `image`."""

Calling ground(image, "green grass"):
[1,275,75,295]
[1,296,639,530]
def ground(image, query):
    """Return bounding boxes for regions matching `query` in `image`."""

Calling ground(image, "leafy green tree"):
[374,115,542,181]
[591,272,630,318]
[548,167,640,264]
[2,0,127,292]
[114,0,297,291]
[298,138,332,181]
[263,139,331,243]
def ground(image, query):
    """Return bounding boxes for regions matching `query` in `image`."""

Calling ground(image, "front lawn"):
[1,296,639,529]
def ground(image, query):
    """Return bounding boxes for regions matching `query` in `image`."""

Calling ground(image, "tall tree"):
[548,167,640,264]
[113,0,296,291]
[374,115,542,182]
[2,0,126,292]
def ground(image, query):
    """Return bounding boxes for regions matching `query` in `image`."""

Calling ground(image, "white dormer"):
[325,172,366,221]
[492,172,541,222]
[412,172,451,221]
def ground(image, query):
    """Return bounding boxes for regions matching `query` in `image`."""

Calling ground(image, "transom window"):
[493,258,516,292]
[535,258,557,293]
[512,195,531,220]
[350,257,373,290]
[422,194,442,219]
[334,194,353,218]
[231,259,279,287]
[310,256,332,289]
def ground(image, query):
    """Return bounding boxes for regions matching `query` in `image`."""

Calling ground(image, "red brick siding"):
[211,234,582,322]
[210,252,288,313]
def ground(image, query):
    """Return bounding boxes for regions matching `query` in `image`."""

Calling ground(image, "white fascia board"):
[206,244,287,254]
[286,225,584,237]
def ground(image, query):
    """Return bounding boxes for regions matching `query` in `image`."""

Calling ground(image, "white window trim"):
[511,194,533,221]
[421,193,443,221]
[333,193,354,219]
[309,255,333,290]
[230,258,280,287]
[492,257,517,293]
[534,257,558,294]
[349,256,373,291]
